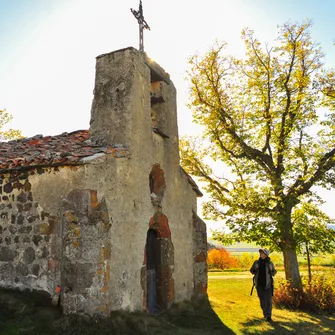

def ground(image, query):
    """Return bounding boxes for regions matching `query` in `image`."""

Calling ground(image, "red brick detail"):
[150,164,166,196]
[194,252,206,263]
[157,266,174,306]
[168,275,175,302]
[90,190,98,209]
[29,139,39,145]
[149,213,171,238]
[140,266,147,310]
[195,282,207,296]
[48,259,59,271]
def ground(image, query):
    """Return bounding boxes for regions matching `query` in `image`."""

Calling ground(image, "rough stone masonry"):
[0,47,207,316]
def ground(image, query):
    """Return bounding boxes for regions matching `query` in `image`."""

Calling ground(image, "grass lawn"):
[208,272,335,334]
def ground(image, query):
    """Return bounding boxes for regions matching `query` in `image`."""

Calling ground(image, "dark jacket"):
[250,257,277,290]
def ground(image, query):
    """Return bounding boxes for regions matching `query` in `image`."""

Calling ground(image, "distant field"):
[210,241,260,253]
[209,241,335,267]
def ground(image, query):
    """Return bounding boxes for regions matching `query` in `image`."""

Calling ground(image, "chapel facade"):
[0,47,207,316]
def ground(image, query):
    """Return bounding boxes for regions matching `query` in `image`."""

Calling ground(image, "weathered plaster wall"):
[88,48,154,312]
[192,212,208,297]
[153,145,200,302]
[88,47,206,312]
[148,79,201,303]
[90,47,152,150]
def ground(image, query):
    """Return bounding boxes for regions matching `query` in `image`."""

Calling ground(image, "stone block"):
[34,223,49,234]
[16,263,29,276]
[31,263,40,276]
[17,215,24,225]
[23,247,35,264]
[32,235,43,246]
[17,192,27,203]
[9,226,17,234]
[0,247,18,261]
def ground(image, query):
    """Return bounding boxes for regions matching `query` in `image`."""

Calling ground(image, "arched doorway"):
[143,164,174,313]
[146,229,159,313]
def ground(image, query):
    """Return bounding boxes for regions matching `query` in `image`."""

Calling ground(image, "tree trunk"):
[279,198,302,290]
[282,247,302,289]
[305,242,312,283]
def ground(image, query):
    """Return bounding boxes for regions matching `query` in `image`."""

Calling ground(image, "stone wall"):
[0,168,62,298]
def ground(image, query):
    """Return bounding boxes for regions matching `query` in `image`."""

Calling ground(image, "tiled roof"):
[0,130,129,172]
[0,129,202,197]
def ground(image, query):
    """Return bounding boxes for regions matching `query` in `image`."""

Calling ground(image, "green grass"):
[208,272,335,334]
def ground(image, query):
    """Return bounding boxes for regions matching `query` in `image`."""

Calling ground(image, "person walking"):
[250,248,277,322]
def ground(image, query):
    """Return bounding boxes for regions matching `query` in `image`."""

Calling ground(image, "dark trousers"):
[256,286,272,317]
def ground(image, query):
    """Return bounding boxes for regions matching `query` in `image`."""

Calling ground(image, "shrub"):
[207,248,239,269]
[331,254,335,266]
[269,253,283,266]
[273,281,303,310]
[273,269,335,313]
[238,252,257,269]
[311,255,335,267]
[311,256,323,266]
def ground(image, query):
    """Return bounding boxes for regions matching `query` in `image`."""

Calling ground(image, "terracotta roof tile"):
[0,130,129,172]
[0,129,202,197]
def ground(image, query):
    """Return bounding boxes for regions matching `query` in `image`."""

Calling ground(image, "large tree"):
[181,21,335,289]
[0,108,23,140]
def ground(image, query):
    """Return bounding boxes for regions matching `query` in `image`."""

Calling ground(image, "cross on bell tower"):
[131,0,150,52]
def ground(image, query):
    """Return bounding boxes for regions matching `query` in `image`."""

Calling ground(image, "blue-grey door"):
[146,229,159,313]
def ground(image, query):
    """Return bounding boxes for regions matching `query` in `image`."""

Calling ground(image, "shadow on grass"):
[154,297,236,335]
[241,313,335,335]
[0,288,235,335]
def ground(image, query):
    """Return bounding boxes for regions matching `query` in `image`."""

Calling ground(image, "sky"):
[1,0,335,233]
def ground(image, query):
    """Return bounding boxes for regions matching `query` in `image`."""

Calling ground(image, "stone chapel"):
[0,47,207,316]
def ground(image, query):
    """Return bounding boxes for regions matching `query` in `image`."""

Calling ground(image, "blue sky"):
[1,0,335,231]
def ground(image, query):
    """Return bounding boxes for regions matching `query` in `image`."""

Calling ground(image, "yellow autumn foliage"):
[0,109,23,141]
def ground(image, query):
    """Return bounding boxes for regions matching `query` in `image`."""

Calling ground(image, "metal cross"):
[131,0,150,52]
